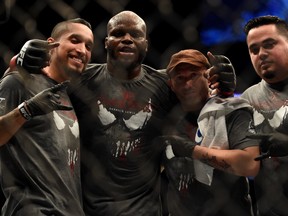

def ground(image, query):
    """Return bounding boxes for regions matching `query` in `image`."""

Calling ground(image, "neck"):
[266,78,288,91]
[184,112,199,126]
[43,67,67,83]
[182,96,210,114]
[107,60,142,80]
[43,60,83,83]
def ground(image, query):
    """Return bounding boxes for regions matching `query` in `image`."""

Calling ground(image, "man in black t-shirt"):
[161,49,260,216]
[12,11,237,216]
[0,18,94,215]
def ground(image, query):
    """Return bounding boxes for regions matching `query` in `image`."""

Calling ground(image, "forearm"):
[192,145,260,177]
[0,107,27,146]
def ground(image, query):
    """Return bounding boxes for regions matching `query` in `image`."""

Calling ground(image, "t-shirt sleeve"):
[0,73,25,115]
[226,107,258,150]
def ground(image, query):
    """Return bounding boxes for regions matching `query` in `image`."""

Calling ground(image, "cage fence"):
[0,0,287,213]
[2,0,284,92]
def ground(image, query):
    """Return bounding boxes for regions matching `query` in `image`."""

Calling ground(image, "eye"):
[249,46,259,55]
[71,37,78,44]
[85,43,93,51]
[130,31,144,39]
[263,41,276,50]
[189,73,198,79]
[111,30,124,37]
[171,75,185,85]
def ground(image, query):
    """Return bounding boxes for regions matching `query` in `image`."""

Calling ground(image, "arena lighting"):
[233,93,242,98]
[200,0,288,46]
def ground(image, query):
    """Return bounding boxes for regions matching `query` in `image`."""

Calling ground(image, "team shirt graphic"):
[97,98,152,158]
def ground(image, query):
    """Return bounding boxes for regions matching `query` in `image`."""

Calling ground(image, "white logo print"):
[195,128,203,144]
[97,99,152,158]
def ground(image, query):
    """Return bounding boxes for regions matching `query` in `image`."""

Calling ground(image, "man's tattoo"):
[200,152,231,170]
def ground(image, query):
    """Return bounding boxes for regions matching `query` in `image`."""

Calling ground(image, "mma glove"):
[18,81,73,120]
[16,39,51,73]
[248,132,288,160]
[209,55,236,97]
[156,135,197,158]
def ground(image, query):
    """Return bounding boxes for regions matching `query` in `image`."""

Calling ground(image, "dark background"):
[0,0,288,211]
[1,0,288,94]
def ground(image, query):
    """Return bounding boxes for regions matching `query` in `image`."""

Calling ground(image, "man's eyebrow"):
[250,38,276,47]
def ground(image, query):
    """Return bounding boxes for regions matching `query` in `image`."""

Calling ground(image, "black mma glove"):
[247,132,288,160]
[156,135,196,157]
[208,53,236,97]
[18,81,73,120]
[16,39,58,73]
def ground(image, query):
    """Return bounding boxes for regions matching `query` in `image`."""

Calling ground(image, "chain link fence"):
[2,0,283,92]
[0,0,287,213]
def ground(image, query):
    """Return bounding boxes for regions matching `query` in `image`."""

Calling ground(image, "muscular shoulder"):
[142,64,168,79]
[82,63,106,77]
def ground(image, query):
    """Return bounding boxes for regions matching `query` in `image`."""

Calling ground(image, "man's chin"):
[119,58,135,64]
[262,71,275,80]
[68,65,83,74]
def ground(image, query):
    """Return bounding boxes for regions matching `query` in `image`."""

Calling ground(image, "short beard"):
[263,71,275,80]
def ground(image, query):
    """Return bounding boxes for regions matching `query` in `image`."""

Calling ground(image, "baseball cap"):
[166,49,210,76]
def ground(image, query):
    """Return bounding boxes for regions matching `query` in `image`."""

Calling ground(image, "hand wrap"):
[248,132,288,160]
[208,54,236,97]
[156,135,196,157]
[20,81,73,119]
[16,39,53,73]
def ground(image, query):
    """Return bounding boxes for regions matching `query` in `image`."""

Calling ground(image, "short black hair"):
[244,15,288,38]
[51,18,92,39]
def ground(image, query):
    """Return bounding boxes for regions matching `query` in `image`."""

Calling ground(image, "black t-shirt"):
[69,63,177,216]
[163,104,257,216]
[0,72,84,216]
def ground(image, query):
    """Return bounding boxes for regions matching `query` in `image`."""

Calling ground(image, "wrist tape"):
[18,102,32,121]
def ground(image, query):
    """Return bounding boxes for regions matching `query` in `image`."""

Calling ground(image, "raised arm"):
[0,81,72,146]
